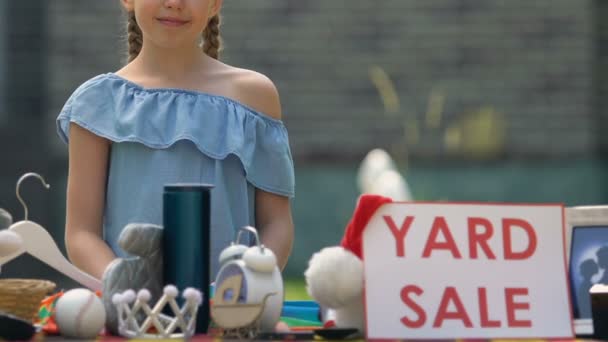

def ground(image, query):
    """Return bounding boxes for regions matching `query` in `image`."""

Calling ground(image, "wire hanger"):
[0,172,102,291]
[16,172,50,221]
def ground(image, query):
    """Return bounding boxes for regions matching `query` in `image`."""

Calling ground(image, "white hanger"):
[0,173,102,291]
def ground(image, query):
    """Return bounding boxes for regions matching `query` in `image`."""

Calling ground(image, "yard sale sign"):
[362,203,573,339]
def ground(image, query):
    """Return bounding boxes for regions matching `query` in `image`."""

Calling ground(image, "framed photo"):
[565,205,608,336]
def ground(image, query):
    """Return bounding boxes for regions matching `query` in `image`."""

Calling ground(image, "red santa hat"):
[340,194,393,259]
[304,194,393,330]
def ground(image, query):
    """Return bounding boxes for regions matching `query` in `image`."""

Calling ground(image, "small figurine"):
[211,226,283,339]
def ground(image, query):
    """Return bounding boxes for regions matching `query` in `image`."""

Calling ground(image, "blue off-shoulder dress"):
[56,73,295,276]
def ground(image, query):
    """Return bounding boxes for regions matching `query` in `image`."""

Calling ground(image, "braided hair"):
[125,12,222,62]
[126,11,143,62]
[202,15,222,59]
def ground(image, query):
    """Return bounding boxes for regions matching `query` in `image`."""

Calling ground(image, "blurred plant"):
[444,106,506,159]
[369,66,400,115]
[368,65,507,163]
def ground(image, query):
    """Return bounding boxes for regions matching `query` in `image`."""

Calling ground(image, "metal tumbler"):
[162,183,213,334]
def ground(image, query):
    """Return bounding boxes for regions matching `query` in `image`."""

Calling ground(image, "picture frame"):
[565,205,608,336]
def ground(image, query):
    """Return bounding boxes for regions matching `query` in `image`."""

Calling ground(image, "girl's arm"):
[234,70,295,270]
[65,123,116,279]
[256,190,294,271]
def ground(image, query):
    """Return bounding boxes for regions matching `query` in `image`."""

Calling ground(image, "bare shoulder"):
[227,67,283,120]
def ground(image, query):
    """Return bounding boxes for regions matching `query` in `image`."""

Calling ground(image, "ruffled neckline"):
[56,72,296,198]
[104,72,284,124]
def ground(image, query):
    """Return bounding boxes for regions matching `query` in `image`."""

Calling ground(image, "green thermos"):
[163,184,213,334]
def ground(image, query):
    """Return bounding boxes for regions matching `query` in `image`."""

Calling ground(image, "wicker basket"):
[0,278,56,321]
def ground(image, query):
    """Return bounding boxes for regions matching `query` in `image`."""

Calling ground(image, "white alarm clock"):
[213,226,283,332]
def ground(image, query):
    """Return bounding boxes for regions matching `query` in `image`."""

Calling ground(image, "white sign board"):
[363,203,573,339]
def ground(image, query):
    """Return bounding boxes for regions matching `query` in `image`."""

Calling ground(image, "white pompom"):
[123,289,136,303]
[304,246,363,309]
[183,288,202,304]
[137,289,151,302]
[112,293,123,305]
[164,285,178,297]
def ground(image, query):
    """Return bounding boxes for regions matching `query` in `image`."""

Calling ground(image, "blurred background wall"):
[0,0,606,286]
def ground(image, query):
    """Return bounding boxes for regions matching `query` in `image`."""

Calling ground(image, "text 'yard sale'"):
[362,203,573,339]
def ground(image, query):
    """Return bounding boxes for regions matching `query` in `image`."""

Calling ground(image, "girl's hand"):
[255,189,294,271]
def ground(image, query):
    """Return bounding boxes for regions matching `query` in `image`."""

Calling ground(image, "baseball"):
[55,288,106,339]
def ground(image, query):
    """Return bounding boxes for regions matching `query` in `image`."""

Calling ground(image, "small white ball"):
[123,289,136,303]
[137,289,151,302]
[55,288,106,339]
[183,287,202,304]
[111,293,123,305]
[164,285,178,297]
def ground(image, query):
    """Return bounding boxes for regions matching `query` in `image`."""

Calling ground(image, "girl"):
[56,0,295,280]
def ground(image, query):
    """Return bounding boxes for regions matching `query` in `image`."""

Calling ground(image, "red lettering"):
[384,215,414,257]
[422,217,461,258]
[400,285,426,328]
[502,218,537,260]
[468,217,496,259]
[433,287,473,328]
[505,288,531,327]
[478,287,501,327]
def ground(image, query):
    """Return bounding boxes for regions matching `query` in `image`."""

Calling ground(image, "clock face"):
[212,259,284,332]
[215,262,248,304]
